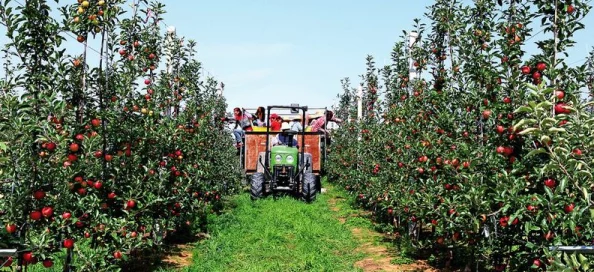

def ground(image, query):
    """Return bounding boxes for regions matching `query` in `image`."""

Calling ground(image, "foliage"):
[0,0,240,271]
[328,0,594,270]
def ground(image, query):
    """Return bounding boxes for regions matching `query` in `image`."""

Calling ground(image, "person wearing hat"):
[269,113,283,131]
[310,110,341,134]
[290,116,303,132]
[271,122,299,148]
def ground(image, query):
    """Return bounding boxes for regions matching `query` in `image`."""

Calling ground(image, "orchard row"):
[328,0,594,271]
[0,0,240,271]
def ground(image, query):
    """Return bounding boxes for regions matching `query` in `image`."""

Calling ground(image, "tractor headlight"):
[275,154,282,162]
[286,155,294,163]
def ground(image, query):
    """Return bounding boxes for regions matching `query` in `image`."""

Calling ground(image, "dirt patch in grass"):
[160,244,194,269]
[328,192,439,272]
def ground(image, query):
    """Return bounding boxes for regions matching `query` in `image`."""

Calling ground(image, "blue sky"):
[1,0,593,113]
[169,0,435,111]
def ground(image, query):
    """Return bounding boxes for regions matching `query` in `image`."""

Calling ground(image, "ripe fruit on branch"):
[482,110,491,119]
[544,178,556,188]
[5,224,16,234]
[69,143,79,152]
[564,203,575,213]
[521,65,531,74]
[63,238,74,249]
[554,102,570,114]
[33,190,46,200]
[43,259,53,268]
[41,206,54,218]
[30,210,42,220]
[126,200,136,210]
[536,62,546,71]
[532,71,541,80]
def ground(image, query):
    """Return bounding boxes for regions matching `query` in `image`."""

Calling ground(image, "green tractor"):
[250,105,318,202]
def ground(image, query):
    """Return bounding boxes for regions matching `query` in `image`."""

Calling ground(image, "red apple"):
[495,125,505,134]
[62,212,71,220]
[532,71,541,80]
[63,238,74,249]
[30,210,42,220]
[544,178,556,188]
[69,143,79,152]
[5,224,16,234]
[46,142,56,151]
[42,259,53,268]
[41,206,53,218]
[33,190,46,200]
[564,203,575,213]
[536,62,546,71]
[521,65,531,74]
[3,256,13,267]
[113,251,122,259]
[91,118,101,127]
[482,110,492,119]
[22,252,34,263]
[555,103,568,114]
[126,199,136,210]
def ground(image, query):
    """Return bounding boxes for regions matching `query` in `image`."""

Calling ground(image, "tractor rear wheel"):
[251,173,265,200]
[302,173,317,202]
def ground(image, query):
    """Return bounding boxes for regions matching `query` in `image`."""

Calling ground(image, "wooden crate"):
[244,132,321,174]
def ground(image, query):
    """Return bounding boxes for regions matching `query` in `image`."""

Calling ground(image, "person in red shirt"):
[269,113,283,131]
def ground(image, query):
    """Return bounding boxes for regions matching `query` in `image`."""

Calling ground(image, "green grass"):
[182,187,365,272]
[19,180,415,272]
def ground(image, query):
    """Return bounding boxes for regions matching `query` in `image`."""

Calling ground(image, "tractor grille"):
[274,165,294,179]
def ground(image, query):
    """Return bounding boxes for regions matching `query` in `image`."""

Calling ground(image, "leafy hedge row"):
[0,0,241,271]
[328,0,594,270]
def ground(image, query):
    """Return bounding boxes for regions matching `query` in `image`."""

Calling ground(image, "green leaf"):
[540,117,557,127]
[514,106,533,114]
[559,178,567,192]
[548,127,567,133]
[525,148,547,158]
[576,170,593,180]
[553,147,569,155]
[540,135,551,144]
[536,101,554,109]
[544,186,555,200]
[518,127,539,135]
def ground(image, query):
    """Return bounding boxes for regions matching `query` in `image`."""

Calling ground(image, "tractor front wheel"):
[302,173,317,202]
[251,173,265,200]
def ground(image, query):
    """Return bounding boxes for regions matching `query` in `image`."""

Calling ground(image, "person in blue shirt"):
[272,122,299,148]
